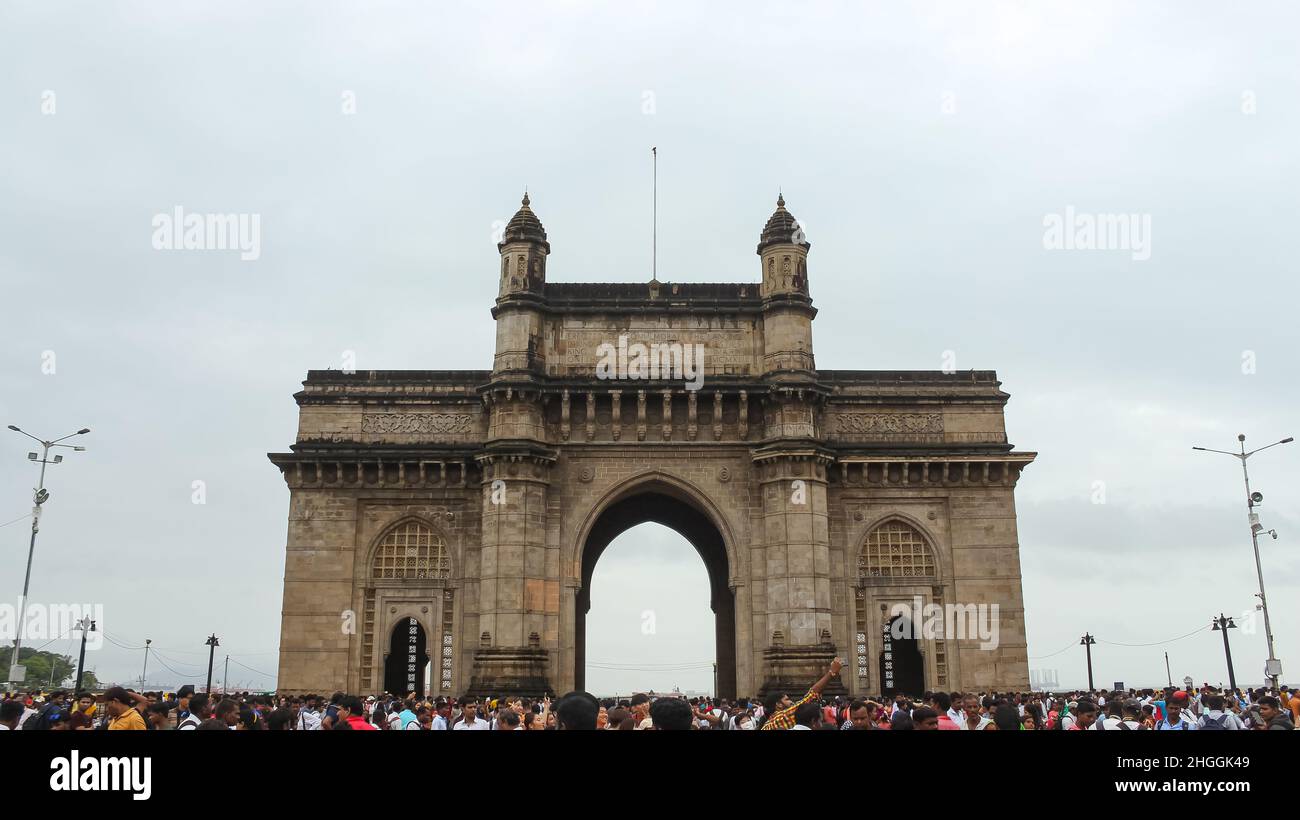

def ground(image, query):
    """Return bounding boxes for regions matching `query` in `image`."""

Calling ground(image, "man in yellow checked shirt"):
[759,657,843,730]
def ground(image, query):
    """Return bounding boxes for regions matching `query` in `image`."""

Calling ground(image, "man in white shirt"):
[1089,700,1137,730]
[16,696,39,730]
[957,694,991,730]
[452,697,489,730]
[297,697,322,731]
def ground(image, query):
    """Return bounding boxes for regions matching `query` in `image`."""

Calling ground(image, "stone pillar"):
[755,452,842,696]
[466,451,555,697]
[274,482,357,695]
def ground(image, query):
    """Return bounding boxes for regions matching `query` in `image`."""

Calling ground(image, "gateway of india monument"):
[269,192,1035,699]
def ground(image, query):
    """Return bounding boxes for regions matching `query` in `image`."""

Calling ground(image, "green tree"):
[0,646,95,690]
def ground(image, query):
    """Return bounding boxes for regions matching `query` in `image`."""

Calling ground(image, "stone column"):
[755,452,841,696]
[467,453,555,697]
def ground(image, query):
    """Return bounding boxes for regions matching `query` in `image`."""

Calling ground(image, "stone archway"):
[575,487,736,699]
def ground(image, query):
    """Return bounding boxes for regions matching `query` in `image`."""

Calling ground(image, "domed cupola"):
[757,193,810,254]
[498,192,550,297]
[499,192,550,252]
[757,193,810,298]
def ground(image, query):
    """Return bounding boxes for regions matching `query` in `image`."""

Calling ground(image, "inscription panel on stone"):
[551,319,757,377]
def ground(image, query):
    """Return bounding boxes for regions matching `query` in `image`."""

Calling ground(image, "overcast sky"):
[2,1,1297,695]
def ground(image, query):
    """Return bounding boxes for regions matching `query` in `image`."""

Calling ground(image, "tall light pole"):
[140,639,152,690]
[205,634,220,693]
[5,424,90,690]
[1212,614,1238,693]
[1080,633,1096,691]
[74,617,96,691]
[1193,434,1292,690]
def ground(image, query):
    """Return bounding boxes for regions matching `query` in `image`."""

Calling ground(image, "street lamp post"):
[205,634,220,693]
[141,639,152,690]
[74,617,96,691]
[5,425,90,690]
[1193,434,1292,690]
[1212,613,1238,693]
[1080,633,1096,691]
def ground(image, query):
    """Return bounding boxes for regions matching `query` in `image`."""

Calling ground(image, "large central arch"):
[574,478,737,699]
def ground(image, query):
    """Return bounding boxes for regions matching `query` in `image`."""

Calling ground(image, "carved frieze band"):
[834,412,943,435]
[362,413,475,435]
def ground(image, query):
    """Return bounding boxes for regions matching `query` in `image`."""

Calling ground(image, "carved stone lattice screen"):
[372,522,450,580]
[858,522,935,579]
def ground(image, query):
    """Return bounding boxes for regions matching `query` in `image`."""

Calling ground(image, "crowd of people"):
[4,658,1298,731]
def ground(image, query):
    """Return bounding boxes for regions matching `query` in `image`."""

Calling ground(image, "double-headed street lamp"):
[1212,613,1238,693]
[5,424,90,690]
[1193,434,1292,690]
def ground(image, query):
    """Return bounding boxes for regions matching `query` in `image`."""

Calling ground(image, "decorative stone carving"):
[833,413,943,435]
[362,413,474,435]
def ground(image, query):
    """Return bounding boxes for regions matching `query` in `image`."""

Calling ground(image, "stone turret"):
[758,194,816,375]
[493,193,549,376]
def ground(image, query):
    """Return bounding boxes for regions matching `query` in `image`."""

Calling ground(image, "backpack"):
[1199,714,1228,731]
[22,703,58,730]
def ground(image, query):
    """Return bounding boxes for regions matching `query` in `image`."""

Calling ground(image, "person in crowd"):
[0,699,25,731]
[267,708,294,731]
[629,693,653,729]
[1197,693,1246,730]
[103,687,147,731]
[1069,700,1098,730]
[842,700,873,731]
[431,699,451,730]
[178,694,209,730]
[146,702,173,730]
[649,696,693,730]
[338,696,376,730]
[1156,691,1197,730]
[958,694,992,730]
[930,692,960,730]
[791,701,823,730]
[496,708,521,730]
[911,707,939,730]
[554,691,599,730]
[297,695,321,730]
[453,697,489,730]
[992,703,1021,731]
[1257,696,1296,731]
[758,657,843,730]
